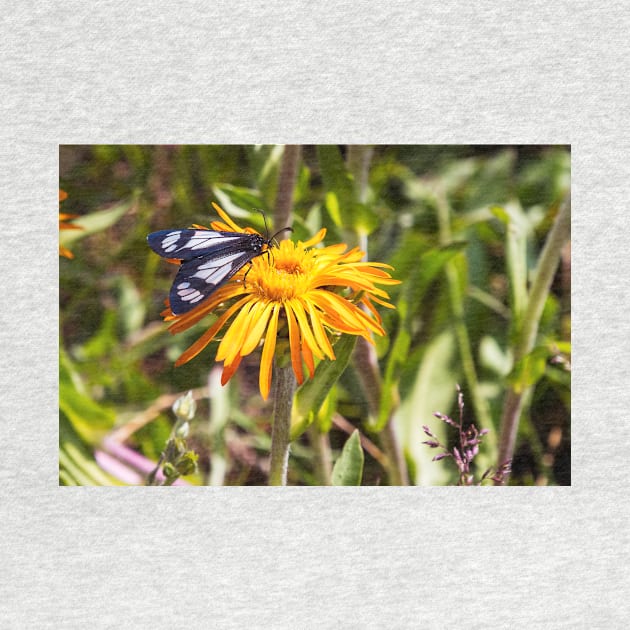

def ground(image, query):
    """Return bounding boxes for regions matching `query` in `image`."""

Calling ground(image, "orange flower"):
[59,190,82,258]
[162,203,400,400]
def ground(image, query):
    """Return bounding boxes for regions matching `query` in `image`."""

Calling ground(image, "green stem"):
[146,416,185,486]
[518,195,571,359]
[497,194,571,475]
[269,362,297,485]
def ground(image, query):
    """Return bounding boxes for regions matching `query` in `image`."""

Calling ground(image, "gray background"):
[2,1,626,627]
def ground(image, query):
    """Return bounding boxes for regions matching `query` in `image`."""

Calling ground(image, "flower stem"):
[267,144,301,486]
[269,361,297,485]
[497,194,571,477]
[274,144,301,235]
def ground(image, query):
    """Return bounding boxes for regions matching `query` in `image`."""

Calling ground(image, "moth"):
[147,218,289,315]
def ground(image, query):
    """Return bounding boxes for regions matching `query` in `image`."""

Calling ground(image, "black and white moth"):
[147,222,287,315]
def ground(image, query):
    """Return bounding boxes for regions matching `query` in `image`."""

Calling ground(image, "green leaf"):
[479,335,512,377]
[213,184,267,218]
[331,429,364,485]
[73,310,118,360]
[552,340,571,355]
[315,385,337,434]
[374,326,409,431]
[117,275,146,337]
[508,345,550,392]
[290,334,357,440]
[325,190,343,227]
[317,146,354,212]
[316,145,378,235]
[414,242,468,303]
[397,330,457,486]
[491,201,529,337]
[60,350,116,443]
[246,145,283,208]
[59,195,135,246]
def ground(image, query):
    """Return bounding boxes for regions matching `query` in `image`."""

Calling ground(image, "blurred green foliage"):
[60,144,570,486]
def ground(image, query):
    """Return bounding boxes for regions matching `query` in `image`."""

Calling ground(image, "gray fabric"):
[2,1,625,626]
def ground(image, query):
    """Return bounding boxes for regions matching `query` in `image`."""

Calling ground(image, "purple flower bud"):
[465,445,478,460]
[422,440,440,448]
[432,453,451,462]
[422,425,434,437]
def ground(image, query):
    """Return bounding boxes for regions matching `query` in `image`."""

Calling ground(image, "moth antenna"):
[270,226,293,246]
[255,208,271,240]
[254,208,292,245]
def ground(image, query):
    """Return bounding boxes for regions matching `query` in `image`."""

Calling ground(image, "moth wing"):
[147,229,253,261]
[168,249,258,315]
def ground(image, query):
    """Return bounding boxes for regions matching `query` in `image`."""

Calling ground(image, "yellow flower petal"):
[221,353,243,385]
[284,302,304,384]
[240,301,274,355]
[216,299,257,364]
[289,299,325,360]
[309,291,365,332]
[301,335,315,378]
[210,202,244,232]
[175,297,250,365]
[259,303,280,400]
[301,228,327,248]
[306,299,335,360]
[59,246,74,259]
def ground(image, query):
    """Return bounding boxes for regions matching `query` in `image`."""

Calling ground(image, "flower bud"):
[175,451,198,476]
[162,462,177,479]
[172,390,196,421]
[175,421,190,439]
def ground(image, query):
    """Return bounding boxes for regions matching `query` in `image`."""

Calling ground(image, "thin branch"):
[274,144,301,236]
[497,194,571,479]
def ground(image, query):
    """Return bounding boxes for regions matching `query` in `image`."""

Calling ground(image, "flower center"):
[274,257,306,275]
[249,243,315,301]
